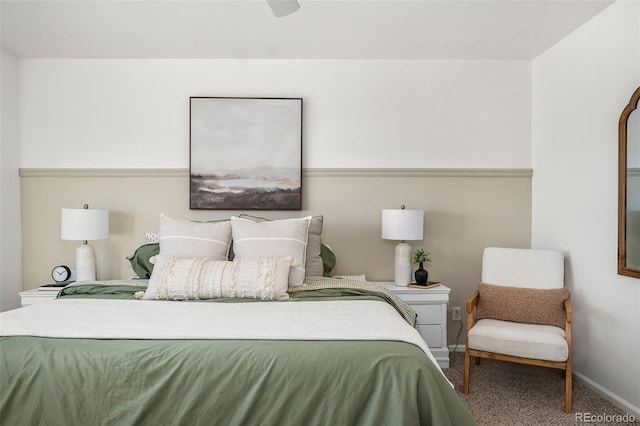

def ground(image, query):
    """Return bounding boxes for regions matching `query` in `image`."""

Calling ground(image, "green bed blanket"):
[56,278,417,326]
[1,282,476,426]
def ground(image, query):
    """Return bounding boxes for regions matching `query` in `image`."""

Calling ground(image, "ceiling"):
[1,0,615,60]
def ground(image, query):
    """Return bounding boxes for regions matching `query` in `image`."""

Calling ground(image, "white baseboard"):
[448,346,639,418]
[448,344,466,352]
[573,372,640,419]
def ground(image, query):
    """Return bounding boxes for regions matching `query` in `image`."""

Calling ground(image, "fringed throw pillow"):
[143,255,294,301]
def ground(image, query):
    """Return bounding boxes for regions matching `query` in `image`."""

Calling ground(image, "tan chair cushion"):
[468,319,568,362]
[476,282,569,329]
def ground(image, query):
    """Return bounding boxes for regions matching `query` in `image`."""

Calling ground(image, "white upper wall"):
[19,59,531,169]
[532,0,640,416]
[1,48,22,311]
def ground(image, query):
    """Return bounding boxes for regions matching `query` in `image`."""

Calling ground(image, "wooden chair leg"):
[463,348,470,394]
[475,357,481,365]
[565,364,572,413]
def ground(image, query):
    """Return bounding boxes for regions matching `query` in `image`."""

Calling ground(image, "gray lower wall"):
[20,168,532,345]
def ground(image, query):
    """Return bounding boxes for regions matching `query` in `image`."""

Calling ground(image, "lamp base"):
[394,241,412,286]
[75,242,97,282]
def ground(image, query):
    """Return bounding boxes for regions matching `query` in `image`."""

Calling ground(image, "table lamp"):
[61,204,109,282]
[382,205,424,286]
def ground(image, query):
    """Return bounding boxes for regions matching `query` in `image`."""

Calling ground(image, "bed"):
[1,215,476,425]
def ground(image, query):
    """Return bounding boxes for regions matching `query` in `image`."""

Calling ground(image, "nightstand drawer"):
[413,304,441,325]
[380,282,451,369]
[417,325,443,348]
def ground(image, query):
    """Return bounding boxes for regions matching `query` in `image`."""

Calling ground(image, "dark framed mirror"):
[618,86,640,278]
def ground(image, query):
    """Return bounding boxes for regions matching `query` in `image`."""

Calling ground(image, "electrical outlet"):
[452,307,461,321]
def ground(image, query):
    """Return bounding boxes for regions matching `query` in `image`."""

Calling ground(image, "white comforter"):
[0,298,444,375]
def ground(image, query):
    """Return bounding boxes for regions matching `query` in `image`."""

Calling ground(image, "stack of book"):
[38,283,71,291]
[408,281,441,289]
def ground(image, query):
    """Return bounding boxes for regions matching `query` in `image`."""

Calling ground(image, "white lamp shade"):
[61,208,109,241]
[382,209,424,241]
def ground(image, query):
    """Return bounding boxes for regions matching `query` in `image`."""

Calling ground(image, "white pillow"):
[239,214,324,276]
[158,214,231,260]
[231,216,311,287]
[143,255,294,301]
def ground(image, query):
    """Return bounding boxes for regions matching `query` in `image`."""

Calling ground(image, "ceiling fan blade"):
[267,0,300,17]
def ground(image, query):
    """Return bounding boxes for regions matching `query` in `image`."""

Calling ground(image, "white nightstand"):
[19,288,61,306]
[382,282,451,369]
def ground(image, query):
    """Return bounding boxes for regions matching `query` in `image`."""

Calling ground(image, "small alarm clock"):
[51,265,76,283]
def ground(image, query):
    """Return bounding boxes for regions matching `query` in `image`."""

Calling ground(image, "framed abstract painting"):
[190,97,302,210]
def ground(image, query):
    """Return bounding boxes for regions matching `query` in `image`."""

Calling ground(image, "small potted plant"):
[411,248,431,285]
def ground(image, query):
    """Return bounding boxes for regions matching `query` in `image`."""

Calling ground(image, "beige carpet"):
[443,351,638,425]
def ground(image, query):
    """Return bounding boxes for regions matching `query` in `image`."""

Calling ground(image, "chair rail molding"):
[19,168,533,178]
